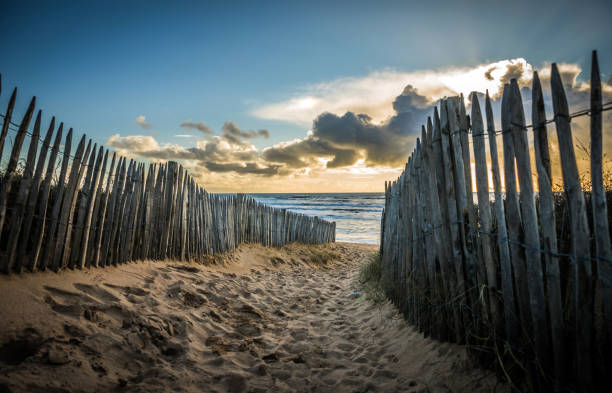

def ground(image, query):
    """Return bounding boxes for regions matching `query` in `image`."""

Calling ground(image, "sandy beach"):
[0,242,506,393]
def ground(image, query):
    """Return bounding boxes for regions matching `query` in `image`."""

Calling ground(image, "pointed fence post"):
[551,63,594,392]
[590,52,612,367]
[0,88,17,165]
[509,80,550,375]
[77,146,105,268]
[89,152,116,267]
[470,93,503,339]
[0,96,36,245]
[532,71,565,389]
[501,84,533,342]
[16,117,55,272]
[56,138,92,270]
[38,127,72,271]
[4,110,42,272]
[440,99,468,343]
[485,92,519,346]
[70,144,99,268]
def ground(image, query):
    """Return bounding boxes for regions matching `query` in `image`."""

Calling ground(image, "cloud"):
[465,61,612,192]
[136,115,152,129]
[178,120,270,143]
[251,58,539,126]
[262,85,432,169]
[497,63,529,97]
[107,131,271,178]
[108,58,612,192]
[484,66,496,81]
[262,136,361,169]
[108,133,259,162]
[180,120,214,135]
[190,137,259,163]
[201,161,283,176]
[221,121,270,144]
[107,134,159,154]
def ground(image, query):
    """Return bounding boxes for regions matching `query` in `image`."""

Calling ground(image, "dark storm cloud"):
[499,62,526,88]
[262,85,432,168]
[262,137,361,168]
[392,85,429,112]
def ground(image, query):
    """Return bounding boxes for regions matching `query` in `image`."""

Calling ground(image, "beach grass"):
[358,252,387,304]
[307,248,340,265]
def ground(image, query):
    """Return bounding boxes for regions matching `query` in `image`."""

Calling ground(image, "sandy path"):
[0,242,505,393]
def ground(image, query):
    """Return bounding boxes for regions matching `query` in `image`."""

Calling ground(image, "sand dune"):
[0,242,507,393]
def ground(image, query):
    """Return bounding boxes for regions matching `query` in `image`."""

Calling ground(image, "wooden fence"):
[380,51,611,392]
[0,78,335,274]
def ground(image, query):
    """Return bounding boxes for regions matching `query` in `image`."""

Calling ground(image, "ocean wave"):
[251,193,383,245]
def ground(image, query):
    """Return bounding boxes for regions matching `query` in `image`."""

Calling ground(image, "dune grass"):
[308,248,340,265]
[358,252,387,304]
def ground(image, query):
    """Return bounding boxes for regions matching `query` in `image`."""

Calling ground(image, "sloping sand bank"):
[0,242,506,393]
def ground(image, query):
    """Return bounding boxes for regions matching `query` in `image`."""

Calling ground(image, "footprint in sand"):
[43,286,103,307]
[43,295,84,318]
[0,243,507,393]
[182,292,207,307]
[73,283,121,302]
[104,283,149,297]
[336,342,355,352]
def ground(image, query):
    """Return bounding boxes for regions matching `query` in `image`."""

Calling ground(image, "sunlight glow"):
[290,96,319,110]
[252,58,537,125]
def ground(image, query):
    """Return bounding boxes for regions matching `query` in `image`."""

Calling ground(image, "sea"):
[250,193,385,245]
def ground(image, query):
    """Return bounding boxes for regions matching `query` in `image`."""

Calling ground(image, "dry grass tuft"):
[358,252,387,304]
[307,248,340,265]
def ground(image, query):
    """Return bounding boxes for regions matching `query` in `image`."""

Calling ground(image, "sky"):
[1,0,611,192]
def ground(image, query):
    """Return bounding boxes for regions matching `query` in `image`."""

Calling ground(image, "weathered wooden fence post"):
[484,91,519,347]
[590,52,612,377]
[551,63,594,393]
[4,110,42,272]
[470,93,502,339]
[532,71,565,389]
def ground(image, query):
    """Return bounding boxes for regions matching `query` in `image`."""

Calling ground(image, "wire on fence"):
[395,215,612,265]
[0,112,96,168]
[429,100,612,143]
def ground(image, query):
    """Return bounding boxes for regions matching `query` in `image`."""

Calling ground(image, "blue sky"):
[1,0,611,191]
